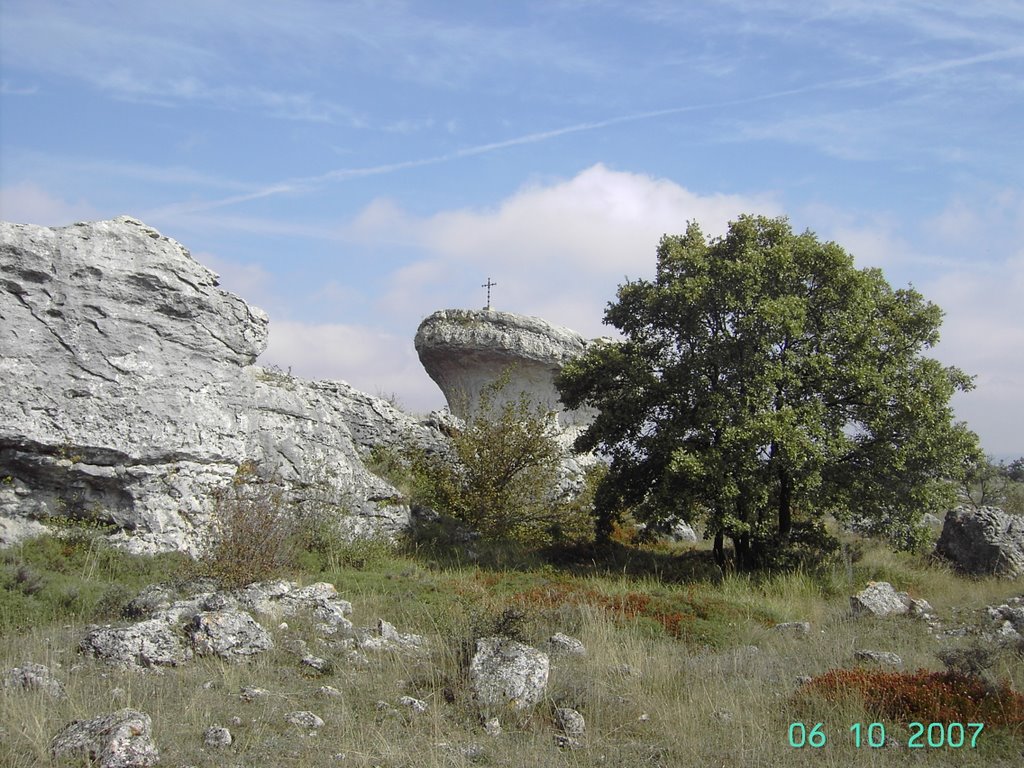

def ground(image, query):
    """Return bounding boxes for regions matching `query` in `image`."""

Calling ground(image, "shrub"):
[376,372,595,547]
[798,668,1024,727]
[199,460,298,588]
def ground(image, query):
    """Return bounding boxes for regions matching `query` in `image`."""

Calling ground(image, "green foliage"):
[377,373,594,547]
[0,533,189,631]
[963,454,1024,515]
[558,215,979,570]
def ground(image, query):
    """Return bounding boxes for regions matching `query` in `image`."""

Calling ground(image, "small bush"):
[798,667,1024,727]
[199,460,298,588]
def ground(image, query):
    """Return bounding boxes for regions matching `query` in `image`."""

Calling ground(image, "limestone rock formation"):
[414,309,596,431]
[1,216,446,553]
[935,505,1024,578]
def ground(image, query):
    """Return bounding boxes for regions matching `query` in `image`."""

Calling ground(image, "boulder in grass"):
[935,506,1024,578]
[188,610,272,659]
[469,636,549,713]
[50,709,159,768]
[850,582,932,619]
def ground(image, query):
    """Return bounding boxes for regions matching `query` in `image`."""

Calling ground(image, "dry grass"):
[2,528,1023,767]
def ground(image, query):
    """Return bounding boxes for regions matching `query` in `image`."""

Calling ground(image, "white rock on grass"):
[850,582,932,618]
[854,650,903,666]
[285,711,325,729]
[547,632,586,656]
[188,610,272,659]
[203,726,232,748]
[80,620,192,669]
[50,709,159,768]
[469,637,549,713]
[0,217,448,554]
[2,662,66,699]
[936,506,1024,578]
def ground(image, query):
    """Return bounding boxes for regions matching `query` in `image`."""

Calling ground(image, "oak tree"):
[557,215,979,570]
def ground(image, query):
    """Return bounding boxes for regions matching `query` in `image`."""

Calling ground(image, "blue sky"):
[1,1,1022,457]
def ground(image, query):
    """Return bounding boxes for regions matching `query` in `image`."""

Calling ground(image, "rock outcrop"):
[935,505,1024,578]
[414,309,596,431]
[1,216,446,553]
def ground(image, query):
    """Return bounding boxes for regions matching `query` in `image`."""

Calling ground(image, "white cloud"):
[259,320,441,413]
[0,182,100,225]
[354,164,781,337]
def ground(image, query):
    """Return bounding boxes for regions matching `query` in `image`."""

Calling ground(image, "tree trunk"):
[713,530,725,569]
[778,469,792,539]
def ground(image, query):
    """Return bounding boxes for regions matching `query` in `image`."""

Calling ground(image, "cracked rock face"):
[1,216,446,553]
[936,505,1024,578]
[414,309,596,431]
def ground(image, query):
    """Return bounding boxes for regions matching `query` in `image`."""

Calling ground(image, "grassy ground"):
[1,527,1022,767]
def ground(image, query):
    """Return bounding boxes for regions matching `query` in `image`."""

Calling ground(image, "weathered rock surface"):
[935,505,1024,578]
[0,216,448,553]
[80,619,192,668]
[850,582,933,618]
[2,662,66,698]
[188,610,274,659]
[50,709,159,768]
[415,309,596,430]
[469,636,549,712]
[854,650,903,666]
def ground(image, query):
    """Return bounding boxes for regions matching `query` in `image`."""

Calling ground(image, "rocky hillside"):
[0,216,446,554]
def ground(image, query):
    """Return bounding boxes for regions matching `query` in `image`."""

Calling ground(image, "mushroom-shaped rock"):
[469,636,549,712]
[50,709,159,768]
[415,309,595,429]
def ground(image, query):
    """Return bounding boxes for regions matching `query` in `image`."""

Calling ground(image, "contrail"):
[154,44,1024,216]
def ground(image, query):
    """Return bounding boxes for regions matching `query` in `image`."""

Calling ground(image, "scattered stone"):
[188,610,273,659]
[2,662,66,699]
[398,695,428,714]
[773,621,811,635]
[795,675,813,686]
[317,685,343,699]
[854,650,903,666]
[850,582,932,618]
[203,726,232,748]
[285,711,324,729]
[50,709,159,768]
[936,505,1024,578]
[482,716,502,737]
[470,637,549,713]
[554,734,583,749]
[547,632,586,656]
[357,619,426,653]
[554,707,586,738]
[239,686,270,702]
[80,619,191,669]
[301,655,330,674]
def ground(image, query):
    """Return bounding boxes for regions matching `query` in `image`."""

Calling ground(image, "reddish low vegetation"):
[799,668,1024,727]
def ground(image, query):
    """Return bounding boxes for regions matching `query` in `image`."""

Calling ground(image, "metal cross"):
[481,277,497,310]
